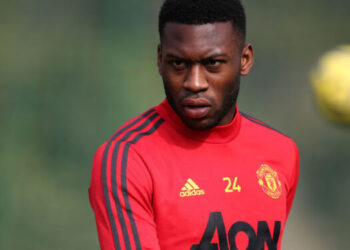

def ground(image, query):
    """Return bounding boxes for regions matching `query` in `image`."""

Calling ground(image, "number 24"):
[222,177,241,192]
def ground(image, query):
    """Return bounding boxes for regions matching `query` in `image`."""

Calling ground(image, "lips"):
[181,98,211,119]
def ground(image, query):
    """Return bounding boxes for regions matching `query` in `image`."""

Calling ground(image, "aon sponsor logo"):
[191,212,281,250]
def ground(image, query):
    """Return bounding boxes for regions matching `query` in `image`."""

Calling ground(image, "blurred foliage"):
[1,0,349,249]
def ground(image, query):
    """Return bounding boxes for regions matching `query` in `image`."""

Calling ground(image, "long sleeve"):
[89,143,161,250]
[286,141,300,217]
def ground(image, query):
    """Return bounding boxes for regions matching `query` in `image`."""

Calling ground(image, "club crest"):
[256,164,282,199]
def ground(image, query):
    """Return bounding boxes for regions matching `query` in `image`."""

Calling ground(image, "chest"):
[146,144,288,249]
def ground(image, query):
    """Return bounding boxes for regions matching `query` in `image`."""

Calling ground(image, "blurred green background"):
[1,0,349,249]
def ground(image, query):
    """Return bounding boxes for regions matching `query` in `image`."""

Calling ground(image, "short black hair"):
[158,0,246,42]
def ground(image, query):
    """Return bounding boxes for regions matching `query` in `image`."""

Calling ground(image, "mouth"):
[181,98,211,119]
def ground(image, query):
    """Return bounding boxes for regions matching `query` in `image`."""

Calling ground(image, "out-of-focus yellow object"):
[311,45,350,124]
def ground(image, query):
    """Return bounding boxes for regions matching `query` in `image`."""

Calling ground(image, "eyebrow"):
[165,53,228,60]
[165,54,183,60]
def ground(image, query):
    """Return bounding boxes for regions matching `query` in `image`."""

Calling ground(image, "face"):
[158,22,254,130]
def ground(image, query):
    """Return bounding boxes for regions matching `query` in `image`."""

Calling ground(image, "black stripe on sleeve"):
[240,111,289,138]
[102,108,154,250]
[121,118,164,250]
[111,112,159,250]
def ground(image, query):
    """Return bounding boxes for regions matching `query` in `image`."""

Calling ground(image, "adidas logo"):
[179,178,205,197]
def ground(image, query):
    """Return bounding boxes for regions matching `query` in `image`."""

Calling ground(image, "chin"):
[180,117,218,130]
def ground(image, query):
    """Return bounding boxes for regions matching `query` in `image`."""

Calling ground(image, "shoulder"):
[239,111,292,142]
[239,111,290,139]
[239,111,298,155]
[94,107,165,161]
[90,108,165,184]
[239,111,299,185]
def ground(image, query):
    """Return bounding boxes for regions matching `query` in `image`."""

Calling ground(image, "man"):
[89,0,299,249]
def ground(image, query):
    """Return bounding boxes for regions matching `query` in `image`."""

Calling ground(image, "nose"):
[183,64,209,93]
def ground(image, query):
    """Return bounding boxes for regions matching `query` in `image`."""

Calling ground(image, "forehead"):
[161,22,239,56]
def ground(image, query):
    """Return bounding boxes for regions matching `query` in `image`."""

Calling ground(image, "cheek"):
[209,72,237,95]
[163,71,185,93]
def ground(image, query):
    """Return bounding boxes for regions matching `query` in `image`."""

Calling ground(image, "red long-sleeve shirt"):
[89,99,299,250]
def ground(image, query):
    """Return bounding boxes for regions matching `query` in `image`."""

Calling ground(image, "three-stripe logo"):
[102,109,164,250]
[179,178,205,197]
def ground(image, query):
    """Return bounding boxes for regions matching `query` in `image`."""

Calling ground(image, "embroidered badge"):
[256,164,282,199]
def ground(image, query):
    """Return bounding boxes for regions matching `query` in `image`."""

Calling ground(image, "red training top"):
[89,99,299,250]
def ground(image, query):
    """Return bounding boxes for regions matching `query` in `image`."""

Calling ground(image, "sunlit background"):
[1,0,350,249]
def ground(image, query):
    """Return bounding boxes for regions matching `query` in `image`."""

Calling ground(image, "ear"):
[157,44,162,75]
[240,44,254,76]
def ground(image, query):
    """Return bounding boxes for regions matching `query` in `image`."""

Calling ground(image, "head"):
[157,0,254,130]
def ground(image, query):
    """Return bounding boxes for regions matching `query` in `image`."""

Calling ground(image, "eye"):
[208,59,220,67]
[208,60,220,66]
[204,58,226,71]
[171,60,186,68]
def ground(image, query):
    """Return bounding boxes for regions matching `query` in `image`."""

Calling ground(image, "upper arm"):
[286,141,300,217]
[89,143,160,250]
